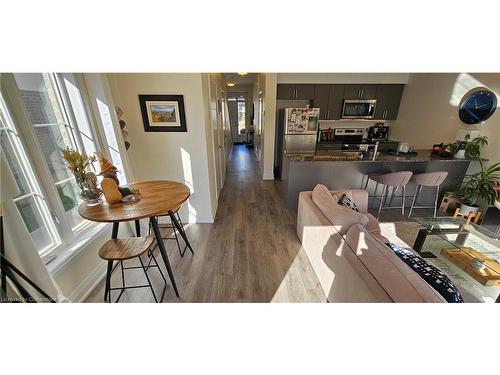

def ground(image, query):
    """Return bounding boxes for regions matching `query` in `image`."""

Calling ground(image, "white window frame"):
[1,73,128,263]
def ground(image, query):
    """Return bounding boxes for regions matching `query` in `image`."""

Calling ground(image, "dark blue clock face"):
[459,89,497,124]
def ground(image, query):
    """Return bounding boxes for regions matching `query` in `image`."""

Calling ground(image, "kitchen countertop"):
[285,150,479,163]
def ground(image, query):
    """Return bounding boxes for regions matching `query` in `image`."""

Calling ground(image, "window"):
[1,93,60,253]
[237,98,246,134]
[1,73,122,259]
[13,73,86,231]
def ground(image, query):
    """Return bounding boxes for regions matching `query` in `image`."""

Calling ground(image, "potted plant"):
[453,160,500,215]
[445,135,488,159]
[60,147,103,206]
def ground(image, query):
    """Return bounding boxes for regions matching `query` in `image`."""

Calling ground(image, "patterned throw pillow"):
[388,243,464,303]
[337,193,359,212]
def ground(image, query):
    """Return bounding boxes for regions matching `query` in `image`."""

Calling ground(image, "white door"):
[208,77,222,197]
[217,98,226,188]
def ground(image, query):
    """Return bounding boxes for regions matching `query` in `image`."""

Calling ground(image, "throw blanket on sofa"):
[388,243,464,303]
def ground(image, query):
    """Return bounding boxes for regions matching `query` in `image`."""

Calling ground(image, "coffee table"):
[412,216,500,302]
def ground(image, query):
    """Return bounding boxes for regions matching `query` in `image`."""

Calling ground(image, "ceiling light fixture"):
[226,81,236,87]
[238,72,248,76]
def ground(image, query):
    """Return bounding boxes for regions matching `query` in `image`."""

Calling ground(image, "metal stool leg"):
[169,214,184,257]
[104,260,113,303]
[402,184,406,216]
[363,175,369,190]
[138,255,158,303]
[120,261,125,289]
[377,185,388,220]
[434,185,440,217]
[388,186,399,207]
[408,184,422,218]
[176,211,192,256]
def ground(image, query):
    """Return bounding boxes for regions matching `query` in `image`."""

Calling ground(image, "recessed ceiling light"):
[238,72,248,76]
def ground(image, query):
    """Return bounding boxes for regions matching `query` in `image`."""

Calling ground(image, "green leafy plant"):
[60,147,102,200]
[453,160,500,206]
[446,135,488,159]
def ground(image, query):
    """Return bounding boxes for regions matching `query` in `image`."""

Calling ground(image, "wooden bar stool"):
[407,171,448,218]
[149,206,194,257]
[99,236,167,303]
[365,171,413,219]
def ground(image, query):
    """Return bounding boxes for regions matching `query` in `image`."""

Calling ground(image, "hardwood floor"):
[85,145,326,303]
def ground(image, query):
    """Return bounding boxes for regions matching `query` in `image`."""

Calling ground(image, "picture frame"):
[138,94,187,132]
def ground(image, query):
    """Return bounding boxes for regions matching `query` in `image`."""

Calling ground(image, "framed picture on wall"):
[139,94,187,132]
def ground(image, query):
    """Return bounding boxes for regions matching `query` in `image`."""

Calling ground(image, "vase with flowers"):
[60,147,103,206]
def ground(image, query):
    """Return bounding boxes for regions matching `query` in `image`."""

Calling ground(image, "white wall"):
[277,73,409,84]
[107,73,215,223]
[391,73,500,164]
[263,74,277,179]
[253,73,277,179]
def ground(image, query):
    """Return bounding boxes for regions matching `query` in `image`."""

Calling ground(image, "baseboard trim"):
[68,261,107,302]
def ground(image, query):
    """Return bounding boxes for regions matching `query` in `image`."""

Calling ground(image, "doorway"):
[227,93,248,144]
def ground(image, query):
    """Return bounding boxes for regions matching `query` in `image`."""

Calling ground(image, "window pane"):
[56,178,83,229]
[14,73,84,230]
[14,73,65,125]
[0,129,30,196]
[14,195,54,251]
[61,74,97,157]
[33,124,75,181]
[1,92,59,253]
[237,100,246,133]
[96,98,126,185]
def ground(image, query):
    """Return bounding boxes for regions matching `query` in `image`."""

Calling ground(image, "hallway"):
[86,145,325,302]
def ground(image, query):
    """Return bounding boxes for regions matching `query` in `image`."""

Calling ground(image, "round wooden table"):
[78,180,194,299]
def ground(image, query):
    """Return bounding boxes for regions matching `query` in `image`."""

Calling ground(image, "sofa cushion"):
[388,243,464,303]
[344,224,446,302]
[312,184,369,235]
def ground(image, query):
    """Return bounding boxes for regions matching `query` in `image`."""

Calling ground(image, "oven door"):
[342,100,376,119]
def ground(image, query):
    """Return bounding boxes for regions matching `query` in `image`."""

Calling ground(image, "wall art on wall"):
[115,106,131,150]
[138,94,187,132]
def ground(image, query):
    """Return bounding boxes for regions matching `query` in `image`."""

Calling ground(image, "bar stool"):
[365,171,413,219]
[407,171,448,218]
[99,236,167,303]
[149,206,193,257]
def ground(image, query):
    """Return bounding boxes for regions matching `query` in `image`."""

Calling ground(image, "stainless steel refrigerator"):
[283,107,319,154]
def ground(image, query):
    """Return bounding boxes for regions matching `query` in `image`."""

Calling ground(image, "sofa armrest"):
[330,189,368,213]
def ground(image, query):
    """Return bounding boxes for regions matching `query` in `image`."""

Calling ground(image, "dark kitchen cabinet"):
[374,84,405,120]
[295,84,316,100]
[277,84,296,100]
[313,85,330,120]
[343,84,377,99]
[277,84,315,100]
[327,84,345,119]
[312,84,344,120]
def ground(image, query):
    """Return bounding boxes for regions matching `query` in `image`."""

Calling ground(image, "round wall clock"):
[458,87,497,124]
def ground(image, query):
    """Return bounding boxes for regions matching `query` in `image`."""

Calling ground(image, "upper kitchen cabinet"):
[277,84,315,100]
[313,85,329,119]
[374,84,405,120]
[313,84,344,120]
[343,84,377,99]
[326,84,345,119]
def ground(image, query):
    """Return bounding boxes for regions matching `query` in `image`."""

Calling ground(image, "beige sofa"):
[297,187,473,302]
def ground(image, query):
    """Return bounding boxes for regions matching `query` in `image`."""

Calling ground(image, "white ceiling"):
[223,73,257,85]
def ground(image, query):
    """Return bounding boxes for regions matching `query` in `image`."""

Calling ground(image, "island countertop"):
[281,149,474,209]
[285,149,481,163]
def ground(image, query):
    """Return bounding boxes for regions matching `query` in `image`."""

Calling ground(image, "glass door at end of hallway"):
[227,94,247,144]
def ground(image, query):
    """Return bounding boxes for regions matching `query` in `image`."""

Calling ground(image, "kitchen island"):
[281,150,475,209]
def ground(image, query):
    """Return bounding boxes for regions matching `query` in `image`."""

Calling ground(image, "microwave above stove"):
[342,99,376,119]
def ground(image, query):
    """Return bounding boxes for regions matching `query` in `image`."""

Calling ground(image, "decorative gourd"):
[101,178,122,204]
